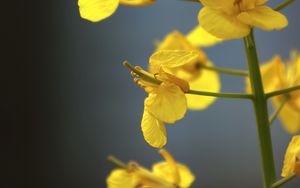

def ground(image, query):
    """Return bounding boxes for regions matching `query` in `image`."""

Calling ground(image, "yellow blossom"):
[151,30,221,110]
[107,149,195,188]
[246,51,300,133]
[281,136,300,177]
[129,64,190,148]
[198,0,288,39]
[78,0,155,22]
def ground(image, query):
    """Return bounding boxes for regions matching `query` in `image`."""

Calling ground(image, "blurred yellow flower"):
[133,64,189,148]
[151,30,221,110]
[198,0,288,39]
[281,136,300,177]
[107,149,195,188]
[246,52,300,133]
[78,0,155,22]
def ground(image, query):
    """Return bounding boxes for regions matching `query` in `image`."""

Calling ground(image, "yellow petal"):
[198,7,250,39]
[247,56,281,93]
[237,6,288,31]
[256,0,268,5]
[119,0,155,6]
[199,0,234,12]
[281,136,300,177]
[156,31,196,51]
[145,82,187,123]
[78,0,119,22]
[149,50,201,71]
[273,99,300,134]
[185,61,221,110]
[107,169,136,188]
[186,25,223,47]
[152,153,195,188]
[141,109,167,148]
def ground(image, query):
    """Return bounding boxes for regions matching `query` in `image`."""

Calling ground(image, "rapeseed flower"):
[107,149,195,188]
[198,0,288,39]
[151,29,221,110]
[128,60,191,148]
[281,136,300,177]
[246,51,300,133]
[78,0,155,22]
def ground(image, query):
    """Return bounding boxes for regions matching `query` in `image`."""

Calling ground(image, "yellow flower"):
[78,0,155,22]
[107,149,195,188]
[246,52,300,133]
[281,136,300,177]
[151,30,221,110]
[132,65,189,148]
[198,0,288,39]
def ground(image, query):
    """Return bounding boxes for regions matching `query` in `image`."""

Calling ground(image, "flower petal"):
[78,0,119,22]
[246,56,281,93]
[237,6,288,31]
[152,162,195,188]
[198,7,250,39]
[281,136,300,177]
[273,98,300,134]
[107,169,136,188]
[119,0,155,6]
[199,0,235,12]
[141,109,167,148]
[185,61,221,110]
[156,31,196,51]
[149,50,201,71]
[145,82,187,123]
[186,25,223,47]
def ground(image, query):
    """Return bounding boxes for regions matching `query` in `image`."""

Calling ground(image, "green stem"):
[187,90,253,99]
[201,64,249,77]
[244,31,276,188]
[272,173,296,188]
[266,85,300,99]
[179,0,200,3]
[269,97,288,125]
[274,0,296,11]
[107,155,127,168]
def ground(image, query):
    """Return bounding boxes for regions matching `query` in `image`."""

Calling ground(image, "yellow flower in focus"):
[78,0,155,22]
[151,30,221,110]
[107,149,195,188]
[246,52,300,133]
[130,64,190,148]
[281,136,300,177]
[198,0,288,39]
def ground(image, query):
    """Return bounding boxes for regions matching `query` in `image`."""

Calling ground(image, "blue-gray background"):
[6,0,300,188]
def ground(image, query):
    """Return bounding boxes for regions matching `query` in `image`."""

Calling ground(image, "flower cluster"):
[77,0,300,187]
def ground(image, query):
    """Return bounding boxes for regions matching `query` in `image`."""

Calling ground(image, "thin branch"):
[201,64,249,77]
[274,0,296,11]
[272,173,296,188]
[187,90,253,99]
[266,85,300,99]
[107,155,127,168]
[269,97,288,125]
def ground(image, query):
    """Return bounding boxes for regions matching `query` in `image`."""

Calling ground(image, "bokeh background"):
[5,0,300,187]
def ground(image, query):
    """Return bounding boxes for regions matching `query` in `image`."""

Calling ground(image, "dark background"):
[4,0,300,187]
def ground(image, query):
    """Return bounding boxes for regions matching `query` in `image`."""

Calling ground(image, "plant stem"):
[201,64,249,77]
[266,85,300,99]
[272,173,296,188]
[187,90,253,99]
[179,0,200,3]
[269,97,288,125]
[107,155,127,168]
[244,30,276,188]
[274,0,296,11]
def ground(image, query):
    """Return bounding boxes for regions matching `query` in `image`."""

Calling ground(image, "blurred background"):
[4,0,300,187]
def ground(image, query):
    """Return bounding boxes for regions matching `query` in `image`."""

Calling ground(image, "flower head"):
[151,30,221,110]
[198,0,288,39]
[107,149,195,188]
[281,136,300,177]
[125,61,189,148]
[246,51,300,133]
[78,0,155,22]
